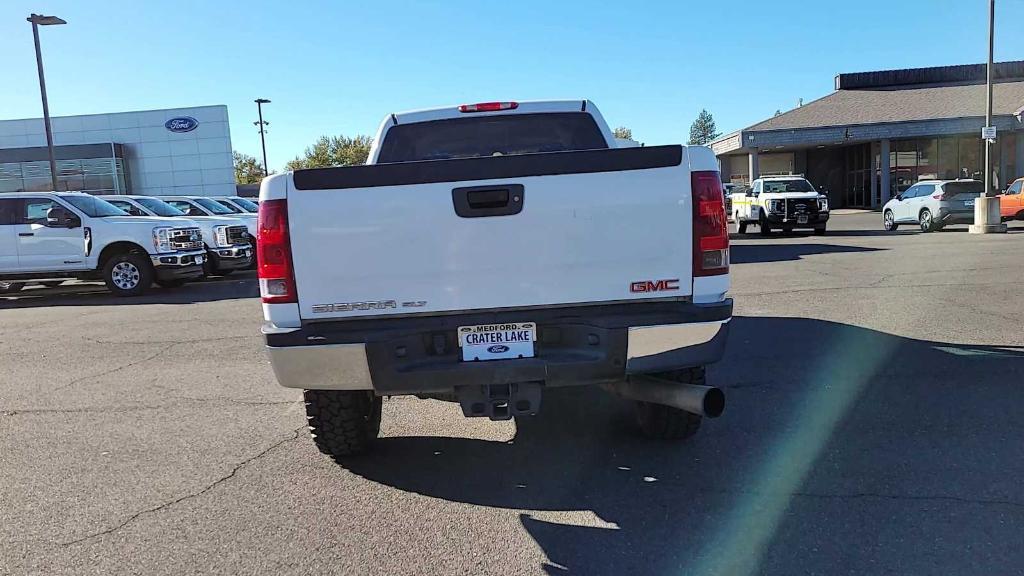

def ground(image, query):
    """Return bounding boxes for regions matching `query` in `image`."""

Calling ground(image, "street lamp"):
[27,13,66,192]
[971,0,1007,233]
[254,98,271,177]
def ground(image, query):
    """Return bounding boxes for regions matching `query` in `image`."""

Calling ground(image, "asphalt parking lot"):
[2,212,1023,576]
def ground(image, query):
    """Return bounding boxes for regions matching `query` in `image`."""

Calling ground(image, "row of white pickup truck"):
[0,194,258,296]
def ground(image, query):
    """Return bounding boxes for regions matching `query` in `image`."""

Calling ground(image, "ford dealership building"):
[0,105,234,197]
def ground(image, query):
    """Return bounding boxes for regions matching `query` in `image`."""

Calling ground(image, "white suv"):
[0,192,205,296]
[881,179,984,232]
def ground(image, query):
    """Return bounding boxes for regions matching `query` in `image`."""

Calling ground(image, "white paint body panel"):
[284,162,696,321]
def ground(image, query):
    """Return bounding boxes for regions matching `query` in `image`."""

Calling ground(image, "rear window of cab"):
[376,112,608,163]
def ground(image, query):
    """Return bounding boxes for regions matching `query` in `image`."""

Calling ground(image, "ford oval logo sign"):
[165,117,198,133]
[487,345,509,354]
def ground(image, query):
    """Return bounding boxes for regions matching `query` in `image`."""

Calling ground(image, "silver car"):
[882,179,983,232]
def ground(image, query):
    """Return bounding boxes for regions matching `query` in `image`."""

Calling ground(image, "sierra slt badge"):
[312,299,427,313]
[311,300,397,313]
[165,116,198,133]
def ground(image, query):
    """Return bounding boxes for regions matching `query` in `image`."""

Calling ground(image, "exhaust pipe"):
[608,375,725,418]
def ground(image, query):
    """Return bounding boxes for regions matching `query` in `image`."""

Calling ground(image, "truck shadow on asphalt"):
[341,316,1024,575]
[730,244,882,264]
[0,276,257,309]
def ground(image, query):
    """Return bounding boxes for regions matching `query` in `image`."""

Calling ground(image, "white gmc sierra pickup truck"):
[258,100,732,458]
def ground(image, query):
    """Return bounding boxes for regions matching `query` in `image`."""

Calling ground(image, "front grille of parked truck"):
[168,227,203,250]
[785,199,817,214]
[226,225,249,246]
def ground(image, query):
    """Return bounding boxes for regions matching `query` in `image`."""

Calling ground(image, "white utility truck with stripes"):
[730,176,830,235]
[258,100,733,458]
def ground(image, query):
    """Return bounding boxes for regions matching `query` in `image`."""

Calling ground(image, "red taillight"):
[691,171,729,277]
[458,101,518,113]
[257,199,296,304]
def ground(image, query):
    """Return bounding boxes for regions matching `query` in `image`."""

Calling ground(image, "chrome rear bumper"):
[264,317,730,392]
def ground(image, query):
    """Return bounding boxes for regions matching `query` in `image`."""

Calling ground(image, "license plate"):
[458,322,536,362]
[797,215,809,224]
[965,200,975,207]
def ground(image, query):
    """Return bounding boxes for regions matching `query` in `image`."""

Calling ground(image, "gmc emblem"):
[630,279,680,293]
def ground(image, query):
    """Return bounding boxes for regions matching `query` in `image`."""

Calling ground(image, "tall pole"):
[30,17,59,192]
[970,0,1006,233]
[984,0,994,197]
[255,99,270,177]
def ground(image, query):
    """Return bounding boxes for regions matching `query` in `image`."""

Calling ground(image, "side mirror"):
[46,207,80,228]
[746,190,755,197]
[895,195,903,202]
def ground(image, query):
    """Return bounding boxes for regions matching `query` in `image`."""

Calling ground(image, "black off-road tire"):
[759,214,772,236]
[814,226,827,236]
[734,215,747,234]
[634,367,706,441]
[304,390,382,459]
[102,252,154,297]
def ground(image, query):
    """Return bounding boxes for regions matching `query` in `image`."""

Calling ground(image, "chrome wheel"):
[111,261,141,290]
[919,210,933,232]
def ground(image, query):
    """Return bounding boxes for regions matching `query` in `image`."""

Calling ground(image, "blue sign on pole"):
[165,117,199,133]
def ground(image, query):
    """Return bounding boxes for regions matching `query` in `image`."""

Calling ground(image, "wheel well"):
[919,207,932,218]
[1017,209,1024,220]
[98,241,149,268]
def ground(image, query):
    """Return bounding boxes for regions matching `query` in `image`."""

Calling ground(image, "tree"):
[233,150,267,184]
[285,135,373,170]
[613,126,633,140]
[687,109,721,146]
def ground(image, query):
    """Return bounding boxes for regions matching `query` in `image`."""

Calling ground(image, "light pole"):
[971,0,1007,233]
[27,13,66,192]
[254,98,271,176]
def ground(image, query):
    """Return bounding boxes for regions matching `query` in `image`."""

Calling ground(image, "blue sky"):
[2,0,1021,171]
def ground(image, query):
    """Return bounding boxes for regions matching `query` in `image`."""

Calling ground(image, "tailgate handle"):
[452,185,524,218]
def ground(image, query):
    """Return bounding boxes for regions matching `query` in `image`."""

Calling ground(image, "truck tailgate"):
[286,146,693,320]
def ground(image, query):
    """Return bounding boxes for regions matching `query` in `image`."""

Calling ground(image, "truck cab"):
[0,192,205,295]
[729,176,829,235]
[163,196,257,237]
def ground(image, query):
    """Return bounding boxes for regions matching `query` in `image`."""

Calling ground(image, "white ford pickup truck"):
[100,195,253,276]
[0,192,205,296]
[258,100,732,458]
